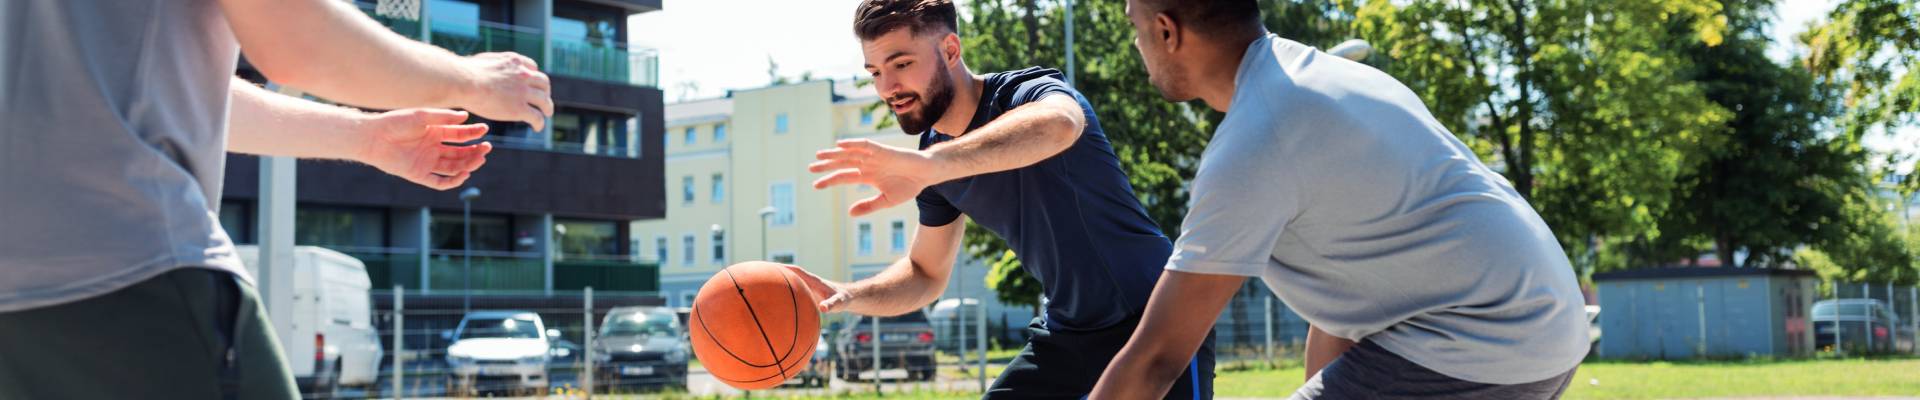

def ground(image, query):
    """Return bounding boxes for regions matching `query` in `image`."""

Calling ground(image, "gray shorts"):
[1291,339,1576,400]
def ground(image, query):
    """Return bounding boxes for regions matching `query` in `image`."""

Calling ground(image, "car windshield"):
[460,316,541,339]
[601,310,678,336]
[1812,303,1876,318]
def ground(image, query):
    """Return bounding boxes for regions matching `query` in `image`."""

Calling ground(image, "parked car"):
[592,306,690,390]
[788,334,832,388]
[1812,299,1911,354]
[833,310,937,381]
[236,246,383,397]
[443,311,556,396]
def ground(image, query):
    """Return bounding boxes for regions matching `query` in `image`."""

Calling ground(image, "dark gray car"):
[591,306,690,390]
[833,310,937,381]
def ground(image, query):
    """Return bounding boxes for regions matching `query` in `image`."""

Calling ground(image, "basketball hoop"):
[374,0,421,21]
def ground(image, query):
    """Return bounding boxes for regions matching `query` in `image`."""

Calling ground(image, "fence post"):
[1864,283,1874,351]
[584,287,594,397]
[1832,283,1842,354]
[975,297,986,393]
[1264,294,1274,364]
[872,314,882,394]
[391,285,403,400]
[1910,285,1918,355]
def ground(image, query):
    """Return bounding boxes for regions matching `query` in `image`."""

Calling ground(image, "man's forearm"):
[226,78,370,160]
[220,0,473,110]
[1304,325,1355,381]
[839,257,948,316]
[925,94,1084,181]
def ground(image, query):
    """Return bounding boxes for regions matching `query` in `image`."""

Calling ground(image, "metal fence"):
[1822,281,1920,356]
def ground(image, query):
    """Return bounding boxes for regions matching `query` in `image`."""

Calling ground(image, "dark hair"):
[1139,0,1262,38]
[853,0,959,41]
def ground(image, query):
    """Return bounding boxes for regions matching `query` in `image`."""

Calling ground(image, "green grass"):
[1212,357,1920,399]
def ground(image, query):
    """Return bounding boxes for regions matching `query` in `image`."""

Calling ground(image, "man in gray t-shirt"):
[1092,1,1588,399]
[1,0,550,397]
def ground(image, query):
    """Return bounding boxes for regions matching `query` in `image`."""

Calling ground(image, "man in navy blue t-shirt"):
[781,1,1213,398]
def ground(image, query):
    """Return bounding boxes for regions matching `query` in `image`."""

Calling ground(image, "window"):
[681,234,695,266]
[684,127,696,145]
[774,113,789,134]
[860,111,873,126]
[553,219,619,259]
[712,230,726,264]
[296,206,388,248]
[553,110,633,157]
[714,123,727,142]
[890,220,906,253]
[770,252,796,264]
[218,200,253,245]
[680,291,697,308]
[682,176,694,204]
[654,236,667,264]
[711,173,725,204]
[857,222,873,256]
[769,183,795,226]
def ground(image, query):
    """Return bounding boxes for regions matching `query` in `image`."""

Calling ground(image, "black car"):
[833,310,937,381]
[591,306,691,390]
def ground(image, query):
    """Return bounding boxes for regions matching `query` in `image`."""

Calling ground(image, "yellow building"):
[635,80,920,308]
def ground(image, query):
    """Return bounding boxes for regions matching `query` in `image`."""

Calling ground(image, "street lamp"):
[757,206,777,261]
[460,186,481,313]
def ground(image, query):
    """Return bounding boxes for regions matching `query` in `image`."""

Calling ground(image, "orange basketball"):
[687,261,822,390]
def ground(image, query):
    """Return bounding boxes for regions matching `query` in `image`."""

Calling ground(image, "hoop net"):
[374,0,421,21]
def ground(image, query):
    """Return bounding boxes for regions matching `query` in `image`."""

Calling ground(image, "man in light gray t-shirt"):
[1,0,551,397]
[1093,1,1588,399]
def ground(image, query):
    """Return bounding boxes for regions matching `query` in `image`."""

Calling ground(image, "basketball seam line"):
[691,271,780,369]
[725,268,793,382]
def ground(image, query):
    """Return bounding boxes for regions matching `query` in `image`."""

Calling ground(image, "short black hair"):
[1137,0,1262,38]
[854,0,960,41]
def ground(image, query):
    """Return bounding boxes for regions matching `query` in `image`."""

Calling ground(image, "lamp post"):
[757,206,777,261]
[460,187,481,313]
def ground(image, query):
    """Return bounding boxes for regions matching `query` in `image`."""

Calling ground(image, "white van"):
[237,246,385,396]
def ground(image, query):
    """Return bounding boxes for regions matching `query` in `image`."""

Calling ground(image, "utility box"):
[1594,267,1819,359]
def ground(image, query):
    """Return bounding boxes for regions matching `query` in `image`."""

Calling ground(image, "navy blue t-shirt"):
[916,67,1172,332]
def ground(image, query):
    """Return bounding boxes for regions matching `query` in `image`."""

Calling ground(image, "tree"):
[1352,0,1733,278]
[1646,0,1863,269]
[1803,0,1920,192]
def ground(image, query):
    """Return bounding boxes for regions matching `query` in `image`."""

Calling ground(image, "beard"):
[892,61,956,135]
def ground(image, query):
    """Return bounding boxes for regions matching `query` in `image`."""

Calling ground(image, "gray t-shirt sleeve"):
[1165,116,1300,277]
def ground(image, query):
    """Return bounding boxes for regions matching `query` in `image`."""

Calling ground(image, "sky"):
[631,0,1917,164]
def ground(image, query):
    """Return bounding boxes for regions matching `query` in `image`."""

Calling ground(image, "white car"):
[444,311,556,395]
[236,246,384,396]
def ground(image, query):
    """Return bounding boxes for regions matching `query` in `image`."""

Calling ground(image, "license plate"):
[481,366,519,375]
[621,366,654,376]
[882,333,911,342]
[1817,326,1837,334]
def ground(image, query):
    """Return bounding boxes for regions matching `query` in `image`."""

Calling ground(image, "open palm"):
[358,109,494,190]
[809,139,940,217]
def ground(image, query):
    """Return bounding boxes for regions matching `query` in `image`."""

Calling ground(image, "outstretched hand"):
[356,109,494,190]
[781,264,853,313]
[809,139,943,217]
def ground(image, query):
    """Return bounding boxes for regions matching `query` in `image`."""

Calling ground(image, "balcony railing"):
[320,246,657,295]
[549,38,660,87]
[429,20,546,67]
[351,1,659,89]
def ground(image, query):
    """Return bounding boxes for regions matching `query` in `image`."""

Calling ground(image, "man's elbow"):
[1044,106,1084,148]
[245,52,322,90]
